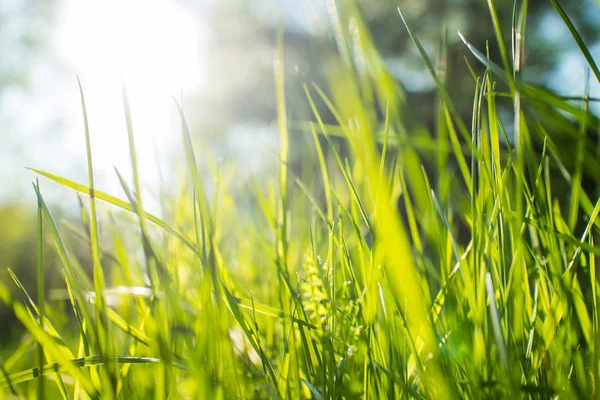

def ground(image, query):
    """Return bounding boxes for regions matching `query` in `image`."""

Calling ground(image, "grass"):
[2,0,600,398]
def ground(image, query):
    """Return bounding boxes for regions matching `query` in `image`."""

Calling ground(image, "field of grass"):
[2,1,600,398]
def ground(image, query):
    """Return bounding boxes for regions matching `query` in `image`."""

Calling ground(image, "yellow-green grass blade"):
[0,356,186,388]
[77,77,113,394]
[35,178,46,399]
[0,283,97,395]
[221,284,281,396]
[29,168,202,259]
[275,27,290,282]
[302,83,333,224]
[7,270,72,352]
[32,182,96,344]
[327,64,456,398]
[172,97,213,269]
[485,0,515,91]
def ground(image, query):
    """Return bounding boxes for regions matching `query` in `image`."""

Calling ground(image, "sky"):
[0,0,320,213]
[1,0,599,212]
[1,0,207,212]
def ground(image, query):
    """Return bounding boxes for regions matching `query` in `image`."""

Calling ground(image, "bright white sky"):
[51,0,203,202]
[0,0,205,210]
[1,0,288,209]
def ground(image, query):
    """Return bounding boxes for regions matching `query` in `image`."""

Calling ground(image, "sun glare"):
[54,0,202,193]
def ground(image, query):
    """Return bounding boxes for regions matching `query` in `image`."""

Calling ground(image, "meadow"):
[1,0,600,398]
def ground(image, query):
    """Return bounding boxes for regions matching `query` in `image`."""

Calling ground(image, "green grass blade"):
[36,178,46,399]
[549,0,600,84]
[29,168,202,259]
[78,77,112,394]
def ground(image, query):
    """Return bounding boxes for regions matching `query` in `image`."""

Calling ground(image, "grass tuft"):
[3,1,600,398]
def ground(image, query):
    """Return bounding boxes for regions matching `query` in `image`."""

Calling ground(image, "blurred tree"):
[182,0,599,141]
[176,0,600,256]
[357,0,600,124]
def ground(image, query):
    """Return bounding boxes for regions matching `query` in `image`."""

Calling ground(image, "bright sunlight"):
[54,0,202,182]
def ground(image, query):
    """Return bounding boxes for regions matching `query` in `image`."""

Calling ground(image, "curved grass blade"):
[300,378,322,400]
[549,0,600,84]
[221,284,281,397]
[235,297,317,330]
[0,356,187,388]
[0,283,97,395]
[458,32,597,123]
[28,168,201,259]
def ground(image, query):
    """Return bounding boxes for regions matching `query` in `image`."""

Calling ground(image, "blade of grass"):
[29,168,202,259]
[36,178,46,400]
[549,0,600,84]
[78,77,113,395]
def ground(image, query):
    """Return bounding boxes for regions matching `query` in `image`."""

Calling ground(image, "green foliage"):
[2,1,600,398]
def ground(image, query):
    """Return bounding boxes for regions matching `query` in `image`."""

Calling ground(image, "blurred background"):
[1,0,599,339]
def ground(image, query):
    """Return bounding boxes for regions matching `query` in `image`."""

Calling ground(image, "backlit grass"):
[2,1,600,398]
